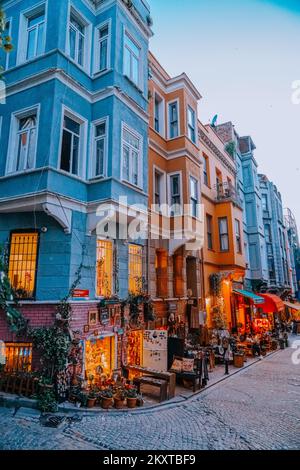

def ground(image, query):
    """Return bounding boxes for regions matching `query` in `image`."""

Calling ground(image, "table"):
[124,365,176,399]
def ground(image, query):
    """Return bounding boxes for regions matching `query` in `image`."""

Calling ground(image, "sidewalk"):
[0,347,282,416]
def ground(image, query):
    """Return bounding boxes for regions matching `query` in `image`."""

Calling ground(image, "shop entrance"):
[85,336,115,383]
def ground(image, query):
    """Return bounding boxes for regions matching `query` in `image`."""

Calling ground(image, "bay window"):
[97,22,110,72]
[187,106,196,143]
[170,173,181,215]
[69,14,85,66]
[190,176,199,217]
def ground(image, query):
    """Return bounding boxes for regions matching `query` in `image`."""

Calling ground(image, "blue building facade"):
[259,174,292,293]
[0,0,152,304]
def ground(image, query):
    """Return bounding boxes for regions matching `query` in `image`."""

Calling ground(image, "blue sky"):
[149,0,300,230]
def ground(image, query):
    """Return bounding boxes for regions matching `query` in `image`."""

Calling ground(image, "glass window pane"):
[132,55,139,84]
[69,26,76,60]
[171,175,179,196]
[27,128,36,169]
[125,34,140,57]
[96,123,106,137]
[99,25,109,38]
[78,34,84,65]
[132,150,138,185]
[64,116,80,135]
[124,129,139,149]
[124,47,131,78]
[60,130,72,172]
[36,23,44,56]
[99,38,107,71]
[95,138,104,176]
[28,12,45,28]
[72,135,79,175]
[70,16,84,34]
[123,145,130,181]
[17,132,27,171]
[26,28,36,59]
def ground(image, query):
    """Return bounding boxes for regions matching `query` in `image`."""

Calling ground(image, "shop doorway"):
[85,336,115,382]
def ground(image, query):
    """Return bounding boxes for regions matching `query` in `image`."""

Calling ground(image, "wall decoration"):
[88,309,98,326]
[83,325,89,333]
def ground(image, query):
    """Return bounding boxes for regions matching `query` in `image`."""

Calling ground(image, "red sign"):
[73,289,90,298]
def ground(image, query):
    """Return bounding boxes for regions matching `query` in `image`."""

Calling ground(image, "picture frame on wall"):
[83,325,89,333]
[88,309,98,326]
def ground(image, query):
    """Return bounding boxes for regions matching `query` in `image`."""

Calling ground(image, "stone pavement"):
[0,345,299,450]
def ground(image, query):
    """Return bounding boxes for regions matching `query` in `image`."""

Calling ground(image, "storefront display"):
[85,335,115,383]
[143,330,168,371]
[127,330,143,367]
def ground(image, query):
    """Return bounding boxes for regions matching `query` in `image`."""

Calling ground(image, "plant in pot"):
[126,387,138,408]
[87,389,98,408]
[100,388,114,409]
[113,389,126,409]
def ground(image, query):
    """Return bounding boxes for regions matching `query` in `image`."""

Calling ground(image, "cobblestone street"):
[0,346,300,450]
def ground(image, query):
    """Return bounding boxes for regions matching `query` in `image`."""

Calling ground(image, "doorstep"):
[0,348,282,416]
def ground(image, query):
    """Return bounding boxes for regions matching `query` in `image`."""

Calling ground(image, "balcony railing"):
[214,182,242,207]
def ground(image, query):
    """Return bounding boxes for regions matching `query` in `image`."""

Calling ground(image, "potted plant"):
[113,389,126,409]
[78,391,88,408]
[87,389,98,408]
[126,387,138,408]
[100,389,114,409]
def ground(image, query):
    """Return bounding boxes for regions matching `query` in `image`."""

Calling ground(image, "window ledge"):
[124,74,144,94]
[93,68,112,79]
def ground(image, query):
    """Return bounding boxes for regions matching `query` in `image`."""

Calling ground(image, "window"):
[92,120,107,177]
[206,214,213,250]
[203,155,209,186]
[122,125,142,187]
[262,194,268,212]
[4,343,32,372]
[97,22,110,72]
[1,19,11,70]
[264,224,272,243]
[26,11,45,60]
[168,101,179,138]
[235,219,242,253]
[15,112,37,172]
[8,232,39,298]
[187,106,196,143]
[154,170,163,206]
[60,115,81,175]
[69,14,85,66]
[156,250,168,297]
[190,176,198,217]
[169,173,181,215]
[218,217,229,252]
[96,240,113,297]
[124,32,140,86]
[128,244,143,294]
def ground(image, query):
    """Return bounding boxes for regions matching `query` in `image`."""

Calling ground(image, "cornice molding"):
[199,129,236,177]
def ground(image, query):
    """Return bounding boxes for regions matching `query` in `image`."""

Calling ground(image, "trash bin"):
[233,354,244,368]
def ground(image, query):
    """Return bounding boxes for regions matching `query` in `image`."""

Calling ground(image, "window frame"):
[58,106,87,179]
[95,238,114,298]
[2,17,12,70]
[203,154,210,187]
[235,218,242,254]
[153,166,167,210]
[153,92,165,136]
[121,122,143,189]
[187,106,196,143]
[17,2,47,65]
[26,10,45,60]
[189,175,199,218]
[94,19,111,75]
[167,99,180,139]
[206,214,213,250]
[128,243,143,295]
[168,171,183,216]
[8,230,40,300]
[6,104,40,175]
[66,6,91,73]
[123,28,142,88]
[90,117,109,179]
[218,217,229,252]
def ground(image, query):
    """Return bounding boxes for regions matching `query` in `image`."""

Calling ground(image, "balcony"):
[214,182,242,207]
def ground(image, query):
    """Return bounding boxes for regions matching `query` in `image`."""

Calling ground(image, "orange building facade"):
[147,53,204,330]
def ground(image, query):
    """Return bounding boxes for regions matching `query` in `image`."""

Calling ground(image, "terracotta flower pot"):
[101,397,113,409]
[127,397,137,408]
[114,398,124,409]
[87,398,96,408]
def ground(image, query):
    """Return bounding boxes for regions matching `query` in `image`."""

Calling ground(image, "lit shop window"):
[8,232,39,298]
[128,244,143,294]
[4,343,32,372]
[96,240,113,297]
[85,337,115,382]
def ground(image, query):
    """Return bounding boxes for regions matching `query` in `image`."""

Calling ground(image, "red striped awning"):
[258,294,285,313]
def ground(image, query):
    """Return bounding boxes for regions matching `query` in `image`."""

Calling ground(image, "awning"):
[284,302,300,311]
[233,289,265,305]
[259,293,285,313]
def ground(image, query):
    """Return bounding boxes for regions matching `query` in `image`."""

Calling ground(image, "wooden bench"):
[133,376,168,402]
[124,365,176,399]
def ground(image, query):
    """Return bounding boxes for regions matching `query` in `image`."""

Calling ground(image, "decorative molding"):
[199,128,236,177]
[42,202,72,234]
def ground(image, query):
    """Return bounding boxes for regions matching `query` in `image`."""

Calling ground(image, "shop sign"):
[99,308,110,325]
[73,289,90,298]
